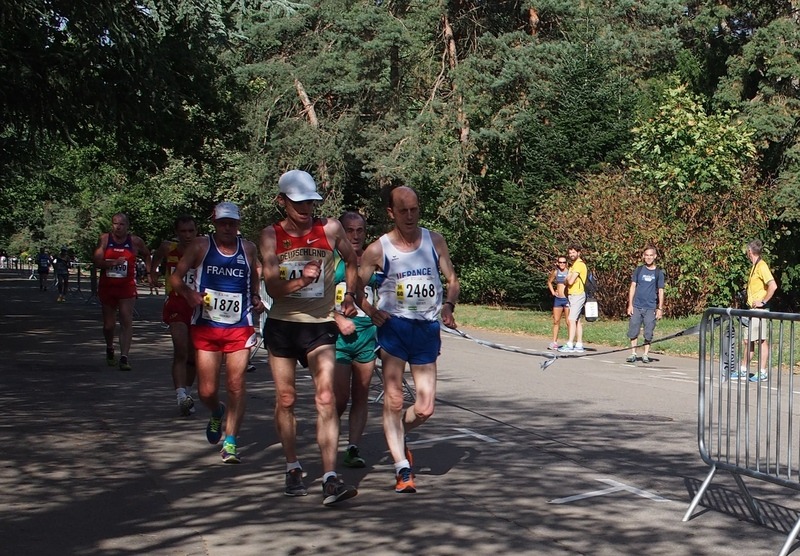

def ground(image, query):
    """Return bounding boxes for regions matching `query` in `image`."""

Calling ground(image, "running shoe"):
[322,475,358,506]
[179,395,195,417]
[343,445,366,468]
[626,354,637,363]
[557,345,574,353]
[246,364,256,373]
[729,371,744,380]
[395,467,416,493]
[573,344,585,353]
[641,354,651,363]
[118,356,132,371]
[749,371,768,383]
[106,350,116,366]
[220,441,241,464]
[206,402,226,444]
[284,468,308,497]
[548,342,559,350]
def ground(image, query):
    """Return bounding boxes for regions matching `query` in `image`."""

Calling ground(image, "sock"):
[394,459,410,473]
[120,355,128,363]
[761,369,767,375]
[224,434,236,446]
[212,403,224,418]
[323,471,337,483]
[286,461,302,473]
[176,387,187,399]
[347,444,357,451]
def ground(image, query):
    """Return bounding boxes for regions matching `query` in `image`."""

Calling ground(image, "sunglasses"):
[557,260,567,264]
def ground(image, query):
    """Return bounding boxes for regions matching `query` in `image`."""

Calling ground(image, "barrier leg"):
[372,365,386,403]
[778,515,800,556]
[732,472,764,525]
[683,464,717,521]
[371,364,415,403]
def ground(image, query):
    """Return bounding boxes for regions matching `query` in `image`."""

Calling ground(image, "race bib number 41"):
[202,288,242,324]
[280,261,324,298]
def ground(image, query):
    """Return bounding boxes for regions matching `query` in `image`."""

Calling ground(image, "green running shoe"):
[343,445,366,468]
[206,402,226,444]
[220,441,240,464]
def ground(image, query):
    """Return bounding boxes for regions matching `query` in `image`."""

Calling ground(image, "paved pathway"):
[0,271,796,555]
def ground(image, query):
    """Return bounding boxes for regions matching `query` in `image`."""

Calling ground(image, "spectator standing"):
[558,243,588,353]
[625,246,666,363]
[733,239,777,382]
[547,255,570,350]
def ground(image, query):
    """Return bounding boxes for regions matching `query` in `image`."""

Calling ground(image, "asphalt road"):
[0,270,796,555]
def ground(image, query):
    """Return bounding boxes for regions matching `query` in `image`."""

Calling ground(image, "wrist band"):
[344,291,356,299]
[444,301,456,310]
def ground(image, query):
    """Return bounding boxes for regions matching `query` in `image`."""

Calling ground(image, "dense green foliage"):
[2,0,799,315]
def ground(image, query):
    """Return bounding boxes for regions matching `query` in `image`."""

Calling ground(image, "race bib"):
[395,275,438,313]
[167,267,196,287]
[202,288,242,324]
[280,261,324,298]
[335,282,374,316]
[105,259,128,278]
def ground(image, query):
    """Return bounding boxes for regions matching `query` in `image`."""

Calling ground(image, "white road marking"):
[407,428,499,446]
[549,478,670,504]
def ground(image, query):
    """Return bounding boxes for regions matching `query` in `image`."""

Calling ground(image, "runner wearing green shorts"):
[333,211,379,469]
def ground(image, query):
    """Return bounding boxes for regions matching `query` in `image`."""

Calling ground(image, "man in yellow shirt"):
[558,243,588,353]
[735,239,777,382]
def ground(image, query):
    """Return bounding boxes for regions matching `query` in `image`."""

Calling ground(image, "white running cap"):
[278,170,323,202]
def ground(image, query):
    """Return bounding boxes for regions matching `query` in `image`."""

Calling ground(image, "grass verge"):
[454,305,701,358]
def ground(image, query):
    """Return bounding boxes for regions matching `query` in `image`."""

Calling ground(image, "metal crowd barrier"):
[684,307,800,555]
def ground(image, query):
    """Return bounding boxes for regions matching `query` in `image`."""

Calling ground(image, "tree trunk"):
[529,7,539,35]
[293,77,329,187]
[442,14,470,143]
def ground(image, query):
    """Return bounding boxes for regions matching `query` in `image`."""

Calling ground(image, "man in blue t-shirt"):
[625,245,665,363]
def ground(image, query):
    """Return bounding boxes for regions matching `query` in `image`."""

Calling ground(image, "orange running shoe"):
[395,467,416,493]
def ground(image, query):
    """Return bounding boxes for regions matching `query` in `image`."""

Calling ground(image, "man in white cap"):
[170,202,265,464]
[260,169,360,506]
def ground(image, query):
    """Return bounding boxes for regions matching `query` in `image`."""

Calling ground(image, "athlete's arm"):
[334,310,356,336]
[431,231,459,329]
[259,224,319,299]
[170,236,206,308]
[92,233,110,268]
[358,240,389,326]
[133,235,153,284]
[328,219,358,318]
[150,240,170,287]
[243,240,265,315]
